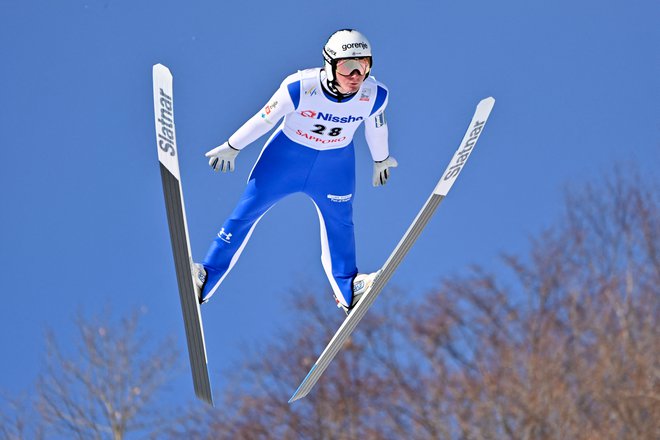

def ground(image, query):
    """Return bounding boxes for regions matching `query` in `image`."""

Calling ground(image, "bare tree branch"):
[180,167,658,439]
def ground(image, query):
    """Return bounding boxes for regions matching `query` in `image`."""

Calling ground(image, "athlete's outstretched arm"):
[206,79,296,172]
[227,85,295,149]
[364,88,396,186]
[364,82,390,162]
[364,109,389,162]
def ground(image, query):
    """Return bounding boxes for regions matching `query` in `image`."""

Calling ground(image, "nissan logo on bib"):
[299,110,364,124]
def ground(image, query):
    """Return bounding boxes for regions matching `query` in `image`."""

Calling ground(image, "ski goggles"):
[335,57,371,77]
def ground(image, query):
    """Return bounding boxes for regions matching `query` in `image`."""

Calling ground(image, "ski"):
[153,64,214,406]
[289,97,496,403]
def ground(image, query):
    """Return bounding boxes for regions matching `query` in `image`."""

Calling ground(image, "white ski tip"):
[153,63,171,75]
[153,64,180,178]
[475,96,495,115]
[434,97,495,196]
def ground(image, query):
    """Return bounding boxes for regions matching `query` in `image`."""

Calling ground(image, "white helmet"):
[323,29,372,89]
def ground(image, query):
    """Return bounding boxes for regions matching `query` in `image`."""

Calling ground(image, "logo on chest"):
[298,110,364,124]
[304,86,318,96]
[359,89,371,102]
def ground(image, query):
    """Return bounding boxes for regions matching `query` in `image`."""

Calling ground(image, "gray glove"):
[372,156,398,186]
[205,142,240,172]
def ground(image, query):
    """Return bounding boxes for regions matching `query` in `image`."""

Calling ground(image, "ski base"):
[154,64,213,406]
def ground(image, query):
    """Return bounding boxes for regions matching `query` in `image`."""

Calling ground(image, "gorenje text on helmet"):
[341,42,368,52]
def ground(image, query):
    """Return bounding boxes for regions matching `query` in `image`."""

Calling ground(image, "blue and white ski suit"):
[202,68,390,307]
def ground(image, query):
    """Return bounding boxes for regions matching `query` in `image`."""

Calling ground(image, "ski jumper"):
[202,68,390,306]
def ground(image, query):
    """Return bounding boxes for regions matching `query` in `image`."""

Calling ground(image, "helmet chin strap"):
[321,69,355,102]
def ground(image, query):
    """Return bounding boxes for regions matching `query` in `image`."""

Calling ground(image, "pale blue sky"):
[1,0,657,404]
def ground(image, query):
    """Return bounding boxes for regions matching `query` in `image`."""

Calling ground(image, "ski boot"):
[192,263,207,304]
[334,272,379,315]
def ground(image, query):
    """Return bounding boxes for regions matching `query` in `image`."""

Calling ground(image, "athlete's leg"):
[201,132,313,302]
[304,143,358,307]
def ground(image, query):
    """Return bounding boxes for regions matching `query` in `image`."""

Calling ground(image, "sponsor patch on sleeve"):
[260,100,279,124]
[374,111,386,128]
